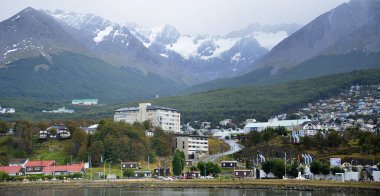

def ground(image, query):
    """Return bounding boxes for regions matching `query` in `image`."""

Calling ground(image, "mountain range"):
[187,0,380,93]
[0,0,379,102]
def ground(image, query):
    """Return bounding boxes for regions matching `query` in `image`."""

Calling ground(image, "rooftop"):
[146,105,178,112]
[26,160,55,167]
[8,158,28,165]
[43,164,84,173]
[0,166,22,173]
[115,104,178,112]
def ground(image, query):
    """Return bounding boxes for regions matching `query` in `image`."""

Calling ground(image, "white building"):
[213,128,247,139]
[0,106,15,114]
[71,99,98,105]
[114,103,181,133]
[43,107,74,114]
[244,118,310,132]
[176,136,209,160]
[219,119,232,126]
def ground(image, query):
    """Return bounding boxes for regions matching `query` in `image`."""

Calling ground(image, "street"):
[201,139,243,162]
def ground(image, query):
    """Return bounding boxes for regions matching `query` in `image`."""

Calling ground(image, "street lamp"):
[104,158,111,179]
[284,152,287,179]
[164,160,168,178]
[204,163,207,177]
[109,161,113,178]
[118,159,123,179]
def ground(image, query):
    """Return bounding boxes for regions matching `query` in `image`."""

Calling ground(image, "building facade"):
[182,171,200,179]
[234,170,253,179]
[176,136,209,160]
[114,103,181,133]
[71,99,98,105]
[122,162,138,169]
[244,118,311,132]
[25,160,55,175]
[221,161,238,168]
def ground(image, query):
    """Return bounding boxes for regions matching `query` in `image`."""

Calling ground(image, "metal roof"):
[146,105,178,111]
[114,107,139,112]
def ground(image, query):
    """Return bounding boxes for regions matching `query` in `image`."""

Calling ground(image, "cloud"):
[0,0,349,35]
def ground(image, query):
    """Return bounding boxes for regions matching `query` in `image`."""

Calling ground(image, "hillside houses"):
[39,124,71,139]
[0,106,15,114]
[296,85,380,133]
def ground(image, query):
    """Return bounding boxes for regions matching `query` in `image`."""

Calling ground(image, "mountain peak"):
[20,7,37,13]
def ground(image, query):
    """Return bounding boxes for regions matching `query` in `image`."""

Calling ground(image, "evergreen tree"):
[172,150,185,176]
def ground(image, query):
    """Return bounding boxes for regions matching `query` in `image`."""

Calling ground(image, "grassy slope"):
[185,52,380,94]
[208,138,230,155]
[0,52,185,103]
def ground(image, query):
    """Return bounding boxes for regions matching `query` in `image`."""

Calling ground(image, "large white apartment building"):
[114,103,181,133]
[176,136,209,160]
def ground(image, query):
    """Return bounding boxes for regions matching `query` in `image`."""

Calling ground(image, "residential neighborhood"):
[0,85,379,184]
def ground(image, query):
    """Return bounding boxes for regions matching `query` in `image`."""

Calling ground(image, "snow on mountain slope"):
[128,23,295,62]
[45,9,300,84]
[94,26,114,43]
[126,22,300,83]
[252,31,288,50]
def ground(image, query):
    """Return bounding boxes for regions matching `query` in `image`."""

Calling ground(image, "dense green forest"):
[0,52,184,103]
[152,69,380,123]
[0,119,174,166]
[1,69,380,124]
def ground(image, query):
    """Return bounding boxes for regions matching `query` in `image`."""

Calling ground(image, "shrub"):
[0,171,9,180]
[123,169,134,178]
[330,167,344,175]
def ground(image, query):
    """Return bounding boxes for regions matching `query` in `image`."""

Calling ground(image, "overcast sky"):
[0,0,349,35]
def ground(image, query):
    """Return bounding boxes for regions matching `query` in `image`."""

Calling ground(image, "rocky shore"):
[0,179,379,194]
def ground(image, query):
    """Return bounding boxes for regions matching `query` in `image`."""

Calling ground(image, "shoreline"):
[1,179,379,193]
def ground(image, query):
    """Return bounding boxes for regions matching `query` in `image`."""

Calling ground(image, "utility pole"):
[118,159,122,179]
[164,160,167,178]
[284,152,287,179]
[109,161,112,176]
[204,164,207,177]
[53,161,56,178]
[158,158,161,178]
[148,155,150,171]
[103,159,107,179]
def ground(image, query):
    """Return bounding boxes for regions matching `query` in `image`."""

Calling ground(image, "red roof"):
[0,166,22,174]
[26,160,55,167]
[43,164,84,173]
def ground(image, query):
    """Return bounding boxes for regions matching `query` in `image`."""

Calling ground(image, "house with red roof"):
[25,160,55,175]
[0,166,23,176]
[43,163,85,175]
[8,158,29,168]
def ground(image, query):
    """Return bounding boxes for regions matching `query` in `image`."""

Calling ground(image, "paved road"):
[201,139,243,162]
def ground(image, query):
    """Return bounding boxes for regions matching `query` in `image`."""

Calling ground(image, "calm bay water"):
[1,188,375,196]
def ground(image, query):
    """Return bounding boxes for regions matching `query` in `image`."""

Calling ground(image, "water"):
[1,188,374,196]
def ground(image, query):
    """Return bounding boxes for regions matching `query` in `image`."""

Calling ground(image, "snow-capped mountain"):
[127,23,300,82]
[2,8,300,86]
[0,7,86,67]
[186,0,380,93]
[45,10,188,84]
[0,7,187,102]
